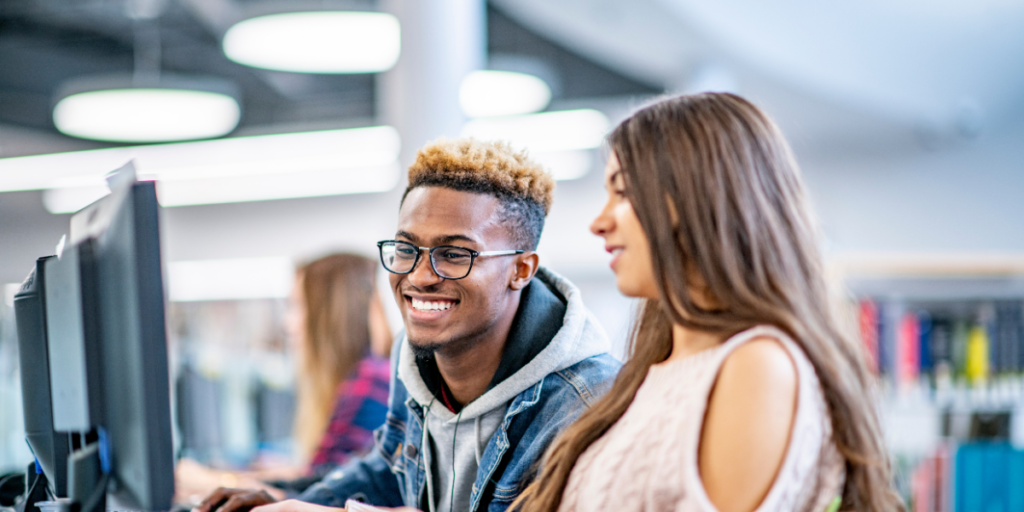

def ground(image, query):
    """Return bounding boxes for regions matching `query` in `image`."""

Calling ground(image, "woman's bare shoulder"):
[698,335,798,512]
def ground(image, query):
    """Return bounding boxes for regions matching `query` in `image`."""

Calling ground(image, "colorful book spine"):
[965,324,990,386]
[858,299,879,374]
[878,301,901,378]
[898,312,921,388]
[951,320,969,380]
[918,311,933,374]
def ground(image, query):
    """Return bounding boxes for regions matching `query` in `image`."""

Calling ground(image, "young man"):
[197,139,620,512]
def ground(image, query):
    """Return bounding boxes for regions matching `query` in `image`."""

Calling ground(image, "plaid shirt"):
[309,355,391,471]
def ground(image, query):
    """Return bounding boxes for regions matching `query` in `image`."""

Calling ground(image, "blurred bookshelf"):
[836,253,1024,511]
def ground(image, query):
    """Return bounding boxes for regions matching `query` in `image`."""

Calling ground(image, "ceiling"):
[0,0,659,158]
[494,0,1024,143]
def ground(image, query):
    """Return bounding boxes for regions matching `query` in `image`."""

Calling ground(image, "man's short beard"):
[409,339,441,360]
[408,329,482,360]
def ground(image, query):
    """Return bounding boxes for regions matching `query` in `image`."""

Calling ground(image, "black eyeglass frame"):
[376,239,525,280]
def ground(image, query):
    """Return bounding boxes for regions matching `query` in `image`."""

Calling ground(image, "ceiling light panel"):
[460,70,552,118]
[53,88,241,143]
[223,12,401,74]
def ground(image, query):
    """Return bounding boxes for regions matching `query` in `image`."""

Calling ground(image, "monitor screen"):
[76,179,174,511]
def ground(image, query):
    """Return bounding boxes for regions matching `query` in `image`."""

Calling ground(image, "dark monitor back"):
[76,181,174,511]
[13,257,71,498]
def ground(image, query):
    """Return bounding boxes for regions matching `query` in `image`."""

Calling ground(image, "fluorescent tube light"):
[168,258,294,302]
[0,126,401,212]
[460,70,552,118]
[223,12,401,74]
[461,109,611,152]
[53,88,241,143]
[155,162,399,207]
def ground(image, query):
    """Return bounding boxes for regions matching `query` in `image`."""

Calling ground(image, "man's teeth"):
[411,298,455,312]
[611,248,624,257]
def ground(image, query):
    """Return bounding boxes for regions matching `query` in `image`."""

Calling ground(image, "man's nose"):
[407,250,444,287]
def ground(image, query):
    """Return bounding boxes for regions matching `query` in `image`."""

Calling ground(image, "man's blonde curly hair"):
[403,138,555,250]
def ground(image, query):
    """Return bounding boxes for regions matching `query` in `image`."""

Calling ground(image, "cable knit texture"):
[558,325,845,512]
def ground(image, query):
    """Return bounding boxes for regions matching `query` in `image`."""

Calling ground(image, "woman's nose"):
[590,204,614,237]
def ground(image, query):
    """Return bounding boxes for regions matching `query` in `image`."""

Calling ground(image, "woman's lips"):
[609,247,624,270]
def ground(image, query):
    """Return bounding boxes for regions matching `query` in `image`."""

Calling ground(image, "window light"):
[461,109,610,152]
[168,258,294,302]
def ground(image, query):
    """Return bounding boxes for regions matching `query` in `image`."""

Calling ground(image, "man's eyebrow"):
[395,231,477,246]
[395,230,418,242]
[437,234,476,245]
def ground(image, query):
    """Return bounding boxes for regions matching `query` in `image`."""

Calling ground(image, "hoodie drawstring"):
[422,398,436,512]
[449,408,464,512]
[474,416,483,466]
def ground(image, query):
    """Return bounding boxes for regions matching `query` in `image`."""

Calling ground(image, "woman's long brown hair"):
[293,253,380,461]
[513,93,903,511]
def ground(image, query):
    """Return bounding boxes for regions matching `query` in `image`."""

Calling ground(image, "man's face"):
[391,186,520,354]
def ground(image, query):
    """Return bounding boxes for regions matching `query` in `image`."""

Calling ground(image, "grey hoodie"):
[396,267,611,512]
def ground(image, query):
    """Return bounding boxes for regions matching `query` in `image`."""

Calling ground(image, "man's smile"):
[403,292,461,321]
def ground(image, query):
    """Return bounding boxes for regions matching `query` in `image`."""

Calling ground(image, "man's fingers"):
[221,494,259,512]
[218,491,275,512]
[195,487,234,512]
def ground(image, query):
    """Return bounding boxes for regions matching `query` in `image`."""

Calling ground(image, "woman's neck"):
[664,323,727,363]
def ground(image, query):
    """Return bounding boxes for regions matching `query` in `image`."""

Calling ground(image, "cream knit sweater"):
[558,325,845,512]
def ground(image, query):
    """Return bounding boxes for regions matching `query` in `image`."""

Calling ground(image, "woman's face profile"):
[590,153,659,299]
[286,272,308,358]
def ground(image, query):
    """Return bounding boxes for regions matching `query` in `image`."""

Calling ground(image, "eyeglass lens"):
[379,241,474,279]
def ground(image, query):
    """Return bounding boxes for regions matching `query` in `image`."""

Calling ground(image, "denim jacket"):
[298,268,621,512]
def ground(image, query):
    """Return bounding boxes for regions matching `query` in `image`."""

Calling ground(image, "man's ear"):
[509,252,540,291]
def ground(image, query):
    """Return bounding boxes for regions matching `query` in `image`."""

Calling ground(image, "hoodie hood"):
[397,265,611,421]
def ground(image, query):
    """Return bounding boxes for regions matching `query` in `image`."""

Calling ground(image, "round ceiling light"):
[223,12,401,74]
[460,70,552,118]
[53,76,241,143]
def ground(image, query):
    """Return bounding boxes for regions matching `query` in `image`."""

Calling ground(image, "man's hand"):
[195,487,277,512]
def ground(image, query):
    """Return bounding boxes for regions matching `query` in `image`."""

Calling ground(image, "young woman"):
[290,253,392,473]
[513,94,902,512]
[177,253,392,501]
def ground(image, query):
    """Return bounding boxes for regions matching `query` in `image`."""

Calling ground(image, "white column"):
[378,0,486,172]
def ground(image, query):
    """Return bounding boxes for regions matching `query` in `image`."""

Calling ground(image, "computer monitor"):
[17,166,175,512]
[13,256,72,498]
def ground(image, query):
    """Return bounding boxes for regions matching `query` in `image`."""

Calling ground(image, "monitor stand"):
[27,442,110,512]
[68,442,108,512]
[15,462,50,512]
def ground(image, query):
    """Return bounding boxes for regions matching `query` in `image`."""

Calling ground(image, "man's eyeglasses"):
[376,240,524,280]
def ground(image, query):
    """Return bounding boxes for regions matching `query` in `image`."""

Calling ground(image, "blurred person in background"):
[176,254,392,503]
[510,93,904,512]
